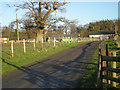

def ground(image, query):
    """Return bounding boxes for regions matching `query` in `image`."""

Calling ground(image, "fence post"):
[112,52,117,87]
[54,37,56,47]
[49,37,50,45]
[97,47,102,88]
[33,39,35,50]
[44,36,46,42]
[108,52,112,85]
[11,41,14,57]
[101,44,108,86]
[23,39,26,53]
[41,38,43,48]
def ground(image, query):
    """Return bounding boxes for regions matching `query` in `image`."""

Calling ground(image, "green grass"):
[76,48,99,88]
[104,39,120,68]
[76,39,120,88]
[104,39,118,51]
[2,41,89,75]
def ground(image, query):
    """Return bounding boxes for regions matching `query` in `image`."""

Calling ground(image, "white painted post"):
[49,37,50,45]
[33,39,35,50]
[23,39,26,53]
[54,37,56,47]
[41,38,43,48]
[11,41,14,57]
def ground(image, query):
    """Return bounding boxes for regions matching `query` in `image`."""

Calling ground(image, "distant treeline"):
[88,20,115,31]
[1,19,119,40]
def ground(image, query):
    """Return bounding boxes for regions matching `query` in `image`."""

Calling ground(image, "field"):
[2,41,89,75]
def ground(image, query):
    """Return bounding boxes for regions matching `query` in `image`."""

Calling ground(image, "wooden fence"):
[78,37,100,42]
[9,37,100,57]
[97,44,120,88]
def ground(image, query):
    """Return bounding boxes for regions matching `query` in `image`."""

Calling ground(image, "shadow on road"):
[3,42,100,88]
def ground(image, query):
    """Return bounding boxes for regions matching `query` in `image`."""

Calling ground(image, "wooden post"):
[41,38,43,48]
[108,52,112,85]
[101,44,108,85]
[97,47,102,88]
[54,37,56,47]
[44,36,46,42]
[11,41,14,57]
[33,39,35,50]
[112,52,117,87]
[49,37,50,45]
[23,39,26,53]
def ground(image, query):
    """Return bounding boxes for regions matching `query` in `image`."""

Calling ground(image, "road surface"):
[3,41,100,88]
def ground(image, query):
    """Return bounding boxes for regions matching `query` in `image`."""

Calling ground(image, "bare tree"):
[58,17,77,36]
[70,24,76,34]
[8,0,68,43]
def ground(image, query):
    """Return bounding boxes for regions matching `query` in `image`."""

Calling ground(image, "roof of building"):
[89,31,115,35]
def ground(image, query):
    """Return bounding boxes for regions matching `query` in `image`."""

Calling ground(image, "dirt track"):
[3,41,100,88]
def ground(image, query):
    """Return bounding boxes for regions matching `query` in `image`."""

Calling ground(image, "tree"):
[2,26,12,38]
[115,19,120,34]
[58,17,77,36]
[8,1,68,43]
[80,27,89,37]
[88,20,115,31]
[70,24,76,34]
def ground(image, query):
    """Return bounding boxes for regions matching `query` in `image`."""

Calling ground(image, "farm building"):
[89,31,115,40]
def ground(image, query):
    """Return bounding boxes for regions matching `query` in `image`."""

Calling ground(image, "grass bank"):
[76,39,120,88]
[76,47,99,88]
[2,42,88,75]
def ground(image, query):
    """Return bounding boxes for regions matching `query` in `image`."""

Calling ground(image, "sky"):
[1,1,119,27]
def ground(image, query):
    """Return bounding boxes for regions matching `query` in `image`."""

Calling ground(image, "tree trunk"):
[36,30,44,43]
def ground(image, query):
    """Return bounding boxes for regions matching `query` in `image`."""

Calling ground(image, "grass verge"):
[2,42,88,75]
[76,47,99,88]
[76,39,120,88]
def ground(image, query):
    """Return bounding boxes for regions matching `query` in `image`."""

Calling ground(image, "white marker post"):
[23,39,26,53]
[49,37,50,45]
[41,38,43,48]
[33,39,35,50]
[54,37,56,47]
[11,41,14,57]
